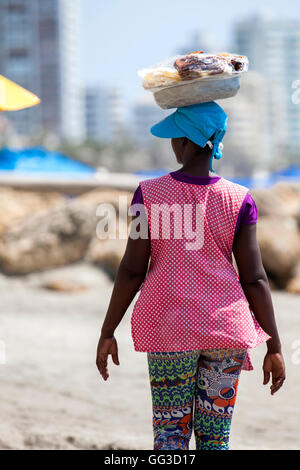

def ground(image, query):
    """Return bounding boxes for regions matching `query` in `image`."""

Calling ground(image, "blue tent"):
[0,147,95,175]
[270,165,300,180]
[228,177,253,187]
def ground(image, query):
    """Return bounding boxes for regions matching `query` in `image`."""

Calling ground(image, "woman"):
[96,102,285,450]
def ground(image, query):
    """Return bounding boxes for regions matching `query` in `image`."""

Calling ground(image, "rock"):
[267,278,278,291]
[41,279,88,293]
[0,187,65,235]
[272,183,300,218]
[251,183,300,288]
[251,182,300,218]
[82,191,131,279]
[0,187,133,275]
[286,277,300,294]
[256,216,300,288]
[0,201,97,274]
[286,262,300,294]
[250,187,285,217]
[88,238,126,280]
[22,262,112,290]
[296,211,300,231]
[86,218,128,280]
[77,188,134,219]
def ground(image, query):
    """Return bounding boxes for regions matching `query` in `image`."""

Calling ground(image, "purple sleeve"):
[234,193,258,238]
[129,185,150,239]
[129,185,147,219]
[130,185,144,206]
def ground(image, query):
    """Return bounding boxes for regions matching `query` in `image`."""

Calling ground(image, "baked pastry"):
[174,54,229,80]
[138,52,248,91]
[142,69,181,89]
[230,55,248,72]
[218,53,248,72]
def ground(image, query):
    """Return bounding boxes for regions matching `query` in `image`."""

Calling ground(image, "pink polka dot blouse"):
[130,173,271,371]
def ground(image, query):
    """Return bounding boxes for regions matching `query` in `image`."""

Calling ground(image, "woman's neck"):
[176,163,212,177]
[177,153,213,177]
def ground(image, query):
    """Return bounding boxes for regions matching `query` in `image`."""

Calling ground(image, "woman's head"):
[150,102,227,172]
[171,136,213,165]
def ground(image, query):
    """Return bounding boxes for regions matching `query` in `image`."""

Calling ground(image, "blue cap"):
[150,102,228,173]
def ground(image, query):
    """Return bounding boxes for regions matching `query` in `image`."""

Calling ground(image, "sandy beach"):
[0,262,299,450]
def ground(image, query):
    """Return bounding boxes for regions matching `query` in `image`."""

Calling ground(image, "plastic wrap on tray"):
[138,52,248,91]
[137,51,248,109]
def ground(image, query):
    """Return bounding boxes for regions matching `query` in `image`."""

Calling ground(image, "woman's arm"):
[96,219,150,380]
[233,223,286,394]
[100,233,150,337]
[233,223,281,351]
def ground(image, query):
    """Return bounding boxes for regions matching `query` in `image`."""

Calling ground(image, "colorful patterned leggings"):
[147,348,248,450]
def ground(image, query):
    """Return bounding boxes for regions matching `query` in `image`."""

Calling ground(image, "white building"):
[85,86,125,143]
[132,93,169,145]
[234,12,300,160]
[219,71,271,175]
[0,0,84,141]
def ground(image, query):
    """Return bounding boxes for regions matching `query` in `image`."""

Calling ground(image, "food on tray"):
[230,55,248,72]
[174,54,230,79]
[187,50,205,54]
[138,51,248,91]
[141,69,181,89]
[219,53,248,72]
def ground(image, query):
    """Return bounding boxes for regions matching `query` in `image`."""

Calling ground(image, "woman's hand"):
[95,233,150,382]
[96,335,119,381]
[263,352,286,395]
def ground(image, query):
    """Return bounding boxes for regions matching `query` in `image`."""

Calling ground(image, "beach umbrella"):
[0,75,40,111]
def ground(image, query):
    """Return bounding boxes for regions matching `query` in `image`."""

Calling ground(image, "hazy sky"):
[80,0,300,110]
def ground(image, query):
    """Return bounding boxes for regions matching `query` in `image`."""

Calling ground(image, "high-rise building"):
[0,0,84,140]
[234,12,300,160]
[132,93,169,145]
[85,86,126,142]
[219,71,270,176]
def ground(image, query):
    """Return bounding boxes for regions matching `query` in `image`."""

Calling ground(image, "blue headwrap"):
[209,128,226,172]
[150,101,228,173]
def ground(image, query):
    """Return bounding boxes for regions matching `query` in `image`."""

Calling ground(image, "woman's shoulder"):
[131,174,170,206]
[139,173,170,187]
[220,177,250,192]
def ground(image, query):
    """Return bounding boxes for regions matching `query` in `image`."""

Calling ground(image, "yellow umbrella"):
[0,75,40,111]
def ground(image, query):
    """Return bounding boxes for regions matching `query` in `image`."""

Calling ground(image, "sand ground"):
[0,263,299,450]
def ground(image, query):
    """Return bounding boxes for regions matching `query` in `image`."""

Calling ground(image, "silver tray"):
[153,75,240,109]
